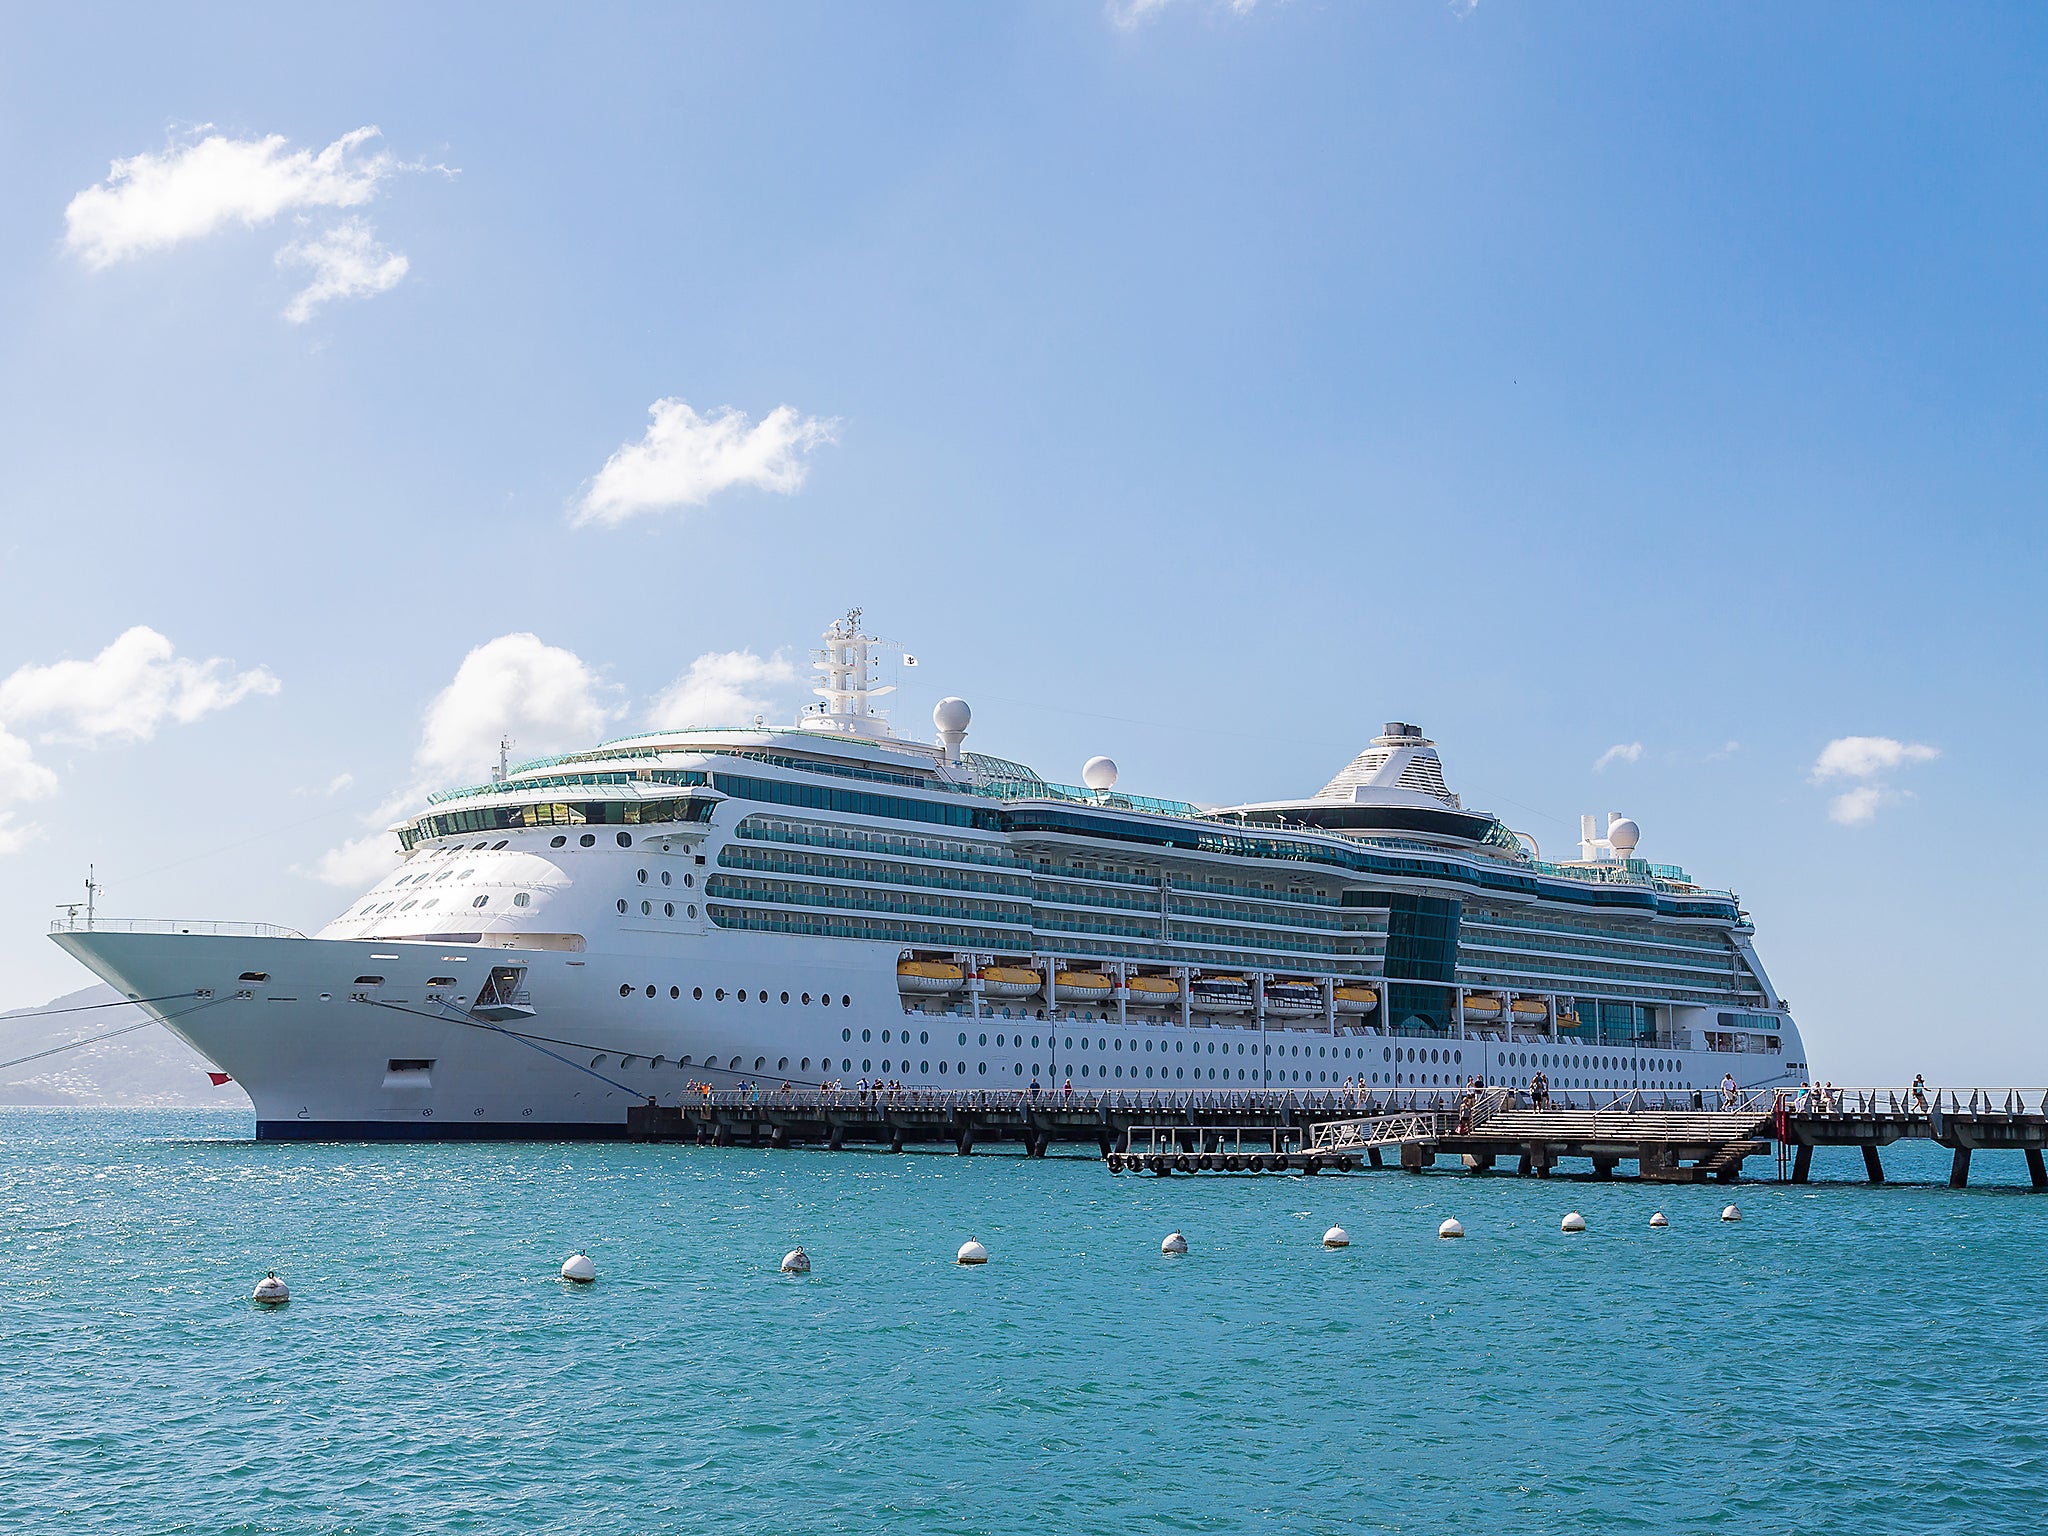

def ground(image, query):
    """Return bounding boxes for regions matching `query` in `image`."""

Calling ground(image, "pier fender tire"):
[1337,1155,1358,1173]
[1105,1153,1125,1173]
[1173,1155,1193,1172]
[1147,1156,1170,1175]
[1224,1155,1244,1172]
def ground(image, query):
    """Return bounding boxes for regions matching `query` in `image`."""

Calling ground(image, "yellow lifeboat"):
[1053,970,1114,1000]
[1332,985,1380,1015]
[1123,974,1181,1005]
[1462,992,1504,1020]
[1555,1009,1581,1028]
[978,965,1043,999]
[896,959,965,995]
[1511,998,1550,1022]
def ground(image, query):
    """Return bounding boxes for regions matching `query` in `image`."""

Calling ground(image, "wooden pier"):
[1775,1088,2048,1189]
[626,1085,2048,1187]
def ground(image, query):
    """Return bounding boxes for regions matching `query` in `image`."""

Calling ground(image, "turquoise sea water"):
[3,1110,2044,1534]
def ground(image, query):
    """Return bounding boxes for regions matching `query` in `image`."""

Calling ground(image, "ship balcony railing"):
[48,916,307,939]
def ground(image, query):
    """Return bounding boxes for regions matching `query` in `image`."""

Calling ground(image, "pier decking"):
[625,1085,2048,1187]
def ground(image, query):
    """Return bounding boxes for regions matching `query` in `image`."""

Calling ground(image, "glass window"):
[472,895,489,908]
[616,832,633,847]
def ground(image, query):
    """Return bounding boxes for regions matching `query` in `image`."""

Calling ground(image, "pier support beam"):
[956,1130,975,1156]
[2027,1149,2047,1191]
[1462,1152,1495,1172]
[889,1129,904,1153]
[1400,1144,1434,1172]
[1590,1156,1617,1181]
[1367,1147,1384,1168]
[1949,1147,1971,1189]
[1026,1133,1049,1159]
[1792,1144,1813,1184]
[1862,1145,1885,1184]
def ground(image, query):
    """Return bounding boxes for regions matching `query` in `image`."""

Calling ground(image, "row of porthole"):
[620,900,698,918]
[1499,1052,1684,1073]
[847,1029,930,1044]
[1384,1046,1464,1066]
[635,869,694,887]
[361,891,530,917]
[551,832,637,849]
[618,984,854,1007]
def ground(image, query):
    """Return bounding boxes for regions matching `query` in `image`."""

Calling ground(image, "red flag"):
[207,1071,232,1086]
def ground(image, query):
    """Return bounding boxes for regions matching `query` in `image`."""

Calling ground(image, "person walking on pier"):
[1720,1071,1739,1109]
[1530,1069,1550,1109]
[1912,1073,1929,1111]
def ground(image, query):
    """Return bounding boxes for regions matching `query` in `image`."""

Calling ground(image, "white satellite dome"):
[933,697,971,733]
[1607,817,1641,857]
[1082,756,1119,792]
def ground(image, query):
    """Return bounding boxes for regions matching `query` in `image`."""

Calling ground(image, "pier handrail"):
[1774,1087,2048,1116]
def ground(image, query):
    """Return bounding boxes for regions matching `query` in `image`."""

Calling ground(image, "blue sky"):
[1,2,2042,1079]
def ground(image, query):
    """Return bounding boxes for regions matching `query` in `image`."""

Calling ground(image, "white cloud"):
[65,126,397,268]
[294,772,355,798]
[416,633,620,785]
[278,217,409,322]
[1811,736,1940,780]
[646,650,796,729]
[572,400,839,527]
[1109,0,1258,29]
[310,830,404,887]
[1827,786,1890,826]
[0,726,60,856]
[1811,735,1938,826]
[0,627,279,743]
[1594,741,1643,772]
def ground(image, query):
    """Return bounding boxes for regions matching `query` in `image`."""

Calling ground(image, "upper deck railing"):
[48,917,306,939]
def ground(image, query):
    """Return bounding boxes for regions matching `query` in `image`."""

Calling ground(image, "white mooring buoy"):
[957,1238,988,1266]
[251,1272,289,1306]
[561,1250,596,1283]
[1438,1218,1464,1239]
[1721,1204,1742,1223]
[1161,1230,1188,1255]
[1649,1211,1668,1228]
[1323,1226,1350,1248]
[1561,1211,1587,1233]
[781,1247,811,1275]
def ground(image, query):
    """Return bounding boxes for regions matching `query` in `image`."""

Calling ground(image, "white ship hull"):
[54,923,1804,1140]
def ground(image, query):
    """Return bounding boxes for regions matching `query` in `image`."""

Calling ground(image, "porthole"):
[684,873,694,887]
[957,1033,967,1045]
[641,900,652,915]
[841,995,850,1007]
[616,832,633,848]
[514,892,531,908]
[670,986,680,999]
[802,993,812,1005]
[687,905,697,918]
[664,903,674,917]
[978,1063,987,1076]
[645,985,656,999]
[616,899,627,913]
[716,988,726,1001]
[619,984,632,997]
[693,987,703,1000]
[472,895,489,908]
[661,870,672,886]
[921,1061,930,1074]
[781,991,790,1004]
[550,835,567,848]
[843,1029,852,1042]
[919,1031,928,1044]
[978,1034,988,1046]
[637,870,648,884]
[580,833,596,847]
[737,990,747,1004]
[778,1058,788,1071]
[939,1061,949,1074]
[862,1030,871,1042]
[491,840,507,850]
[757,990,767,1003]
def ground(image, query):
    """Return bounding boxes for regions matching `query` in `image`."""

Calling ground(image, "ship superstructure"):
[52,612,1805,1138]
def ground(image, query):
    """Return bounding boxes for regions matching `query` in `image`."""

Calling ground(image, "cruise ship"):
[52,612,1806,1138]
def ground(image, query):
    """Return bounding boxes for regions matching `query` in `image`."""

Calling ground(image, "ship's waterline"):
[52,611,1804,1138]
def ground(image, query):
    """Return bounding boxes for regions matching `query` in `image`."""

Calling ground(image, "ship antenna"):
[493,736,514,785]
[84,864,99,930]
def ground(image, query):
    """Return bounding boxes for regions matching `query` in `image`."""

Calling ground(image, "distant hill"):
[0,985,253,1107]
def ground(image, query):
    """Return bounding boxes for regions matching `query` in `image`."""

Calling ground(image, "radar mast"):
[803,608,899,739]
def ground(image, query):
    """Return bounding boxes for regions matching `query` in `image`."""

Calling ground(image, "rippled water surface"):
[2,1109,2044,1534]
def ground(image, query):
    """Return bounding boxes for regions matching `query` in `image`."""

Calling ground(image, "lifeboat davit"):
[1263,982,1323,1016]
[978,965,1043,999]
[1190,977,1253,1015]
[1053,970,1114,1000]
[897,959,965,995]
[1123,974,1181,1006]
[1332,985,1380,1015]
[1462,992,1504,1020]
